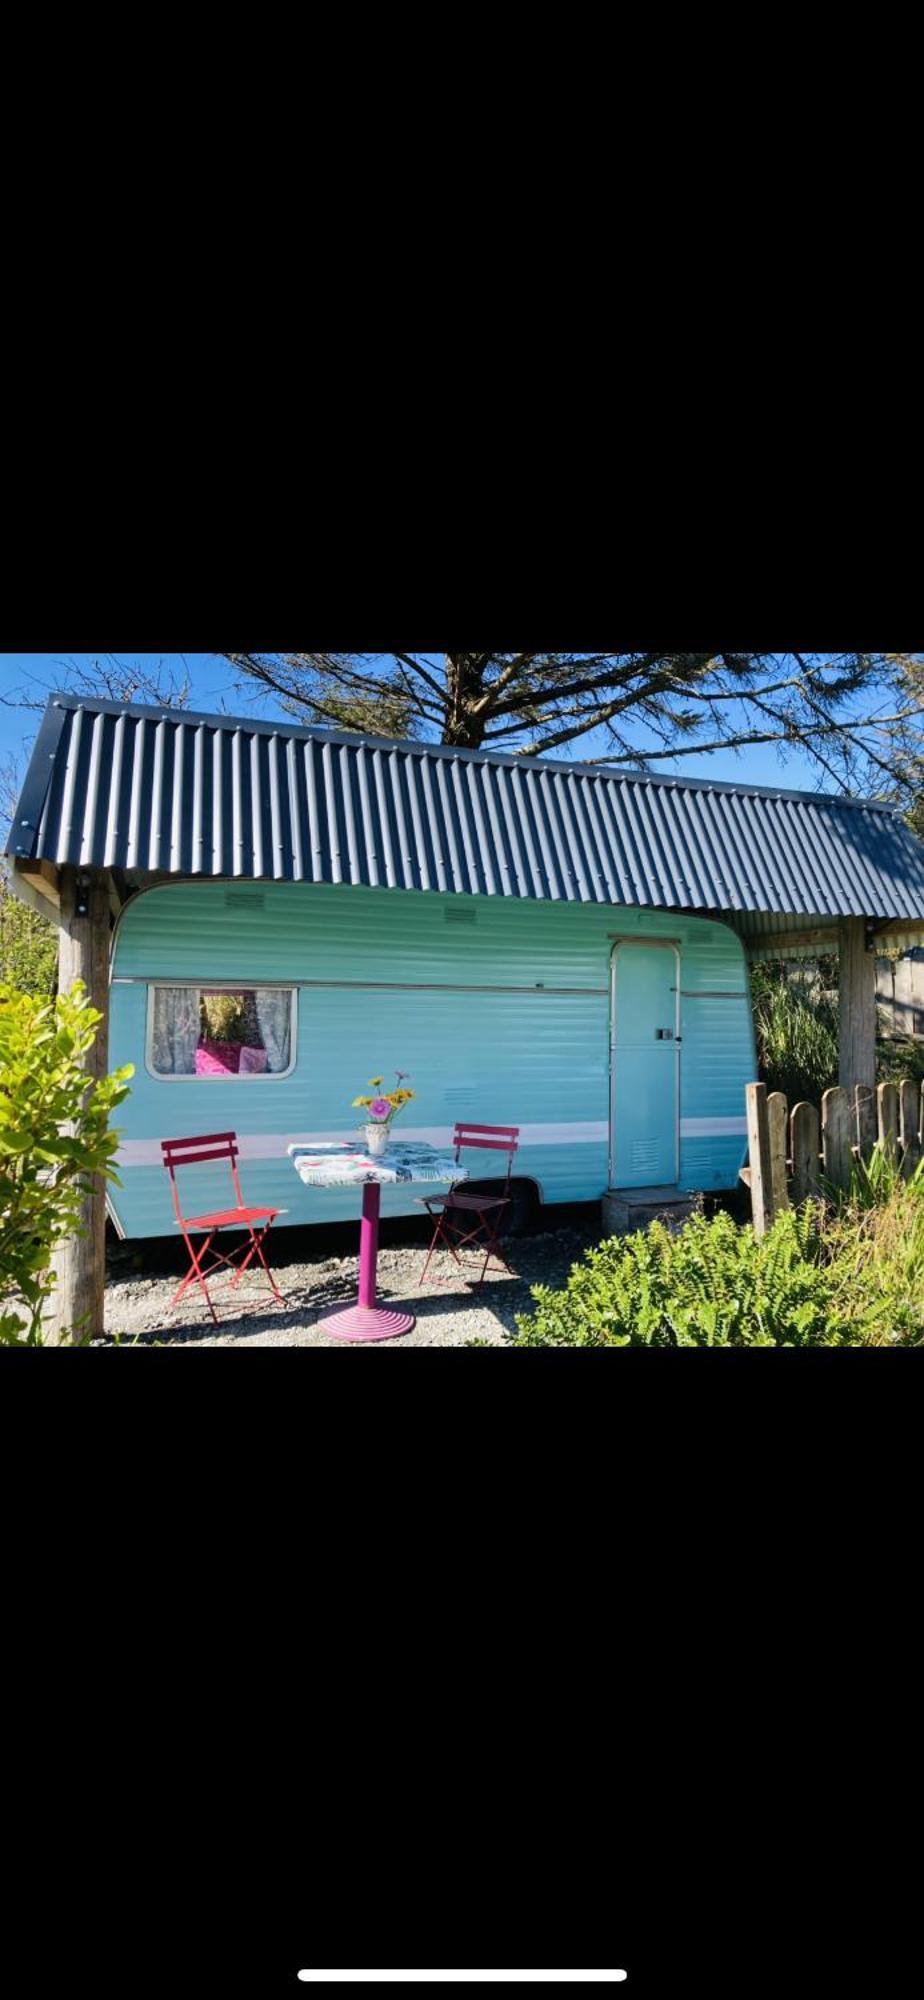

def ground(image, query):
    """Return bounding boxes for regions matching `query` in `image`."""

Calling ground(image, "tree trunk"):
[838,917,876,1097]
[45,867,111,1345]
[443,653,489,747]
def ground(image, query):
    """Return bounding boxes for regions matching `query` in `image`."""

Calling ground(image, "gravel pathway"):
[101,1211,601,1347]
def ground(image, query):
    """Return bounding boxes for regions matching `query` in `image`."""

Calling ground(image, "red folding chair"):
[160,1132,286,1324]
[417,1123,520,1289]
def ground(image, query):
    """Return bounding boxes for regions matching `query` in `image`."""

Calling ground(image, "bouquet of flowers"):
[351,1071,415,1132]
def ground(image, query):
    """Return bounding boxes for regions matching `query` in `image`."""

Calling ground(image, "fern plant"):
[514,1207,847,1348]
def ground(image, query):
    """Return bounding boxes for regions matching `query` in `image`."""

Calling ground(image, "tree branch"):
[391,653,448,703]
[486,652,680,723]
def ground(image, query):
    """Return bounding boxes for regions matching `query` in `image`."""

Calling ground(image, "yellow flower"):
[369,1076,384,1087]
[351,1095,372,1108]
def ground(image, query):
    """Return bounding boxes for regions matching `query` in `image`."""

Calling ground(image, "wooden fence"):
[877,955,924,1038]
[769,956,924,1039]
[743,1078,924,1236]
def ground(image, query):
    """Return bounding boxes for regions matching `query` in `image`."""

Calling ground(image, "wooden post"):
[790,1102,821,1205]
[746,1082,774,1237]
[821,1086,852,1191]
[767,1091,790,1213]
[899,1079,922,1178]
[854,1084,877,1164]
[45,866,111,1345]
[839,917,876,1096]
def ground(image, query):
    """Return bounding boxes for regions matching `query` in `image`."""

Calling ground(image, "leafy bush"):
[0,870,57,997]
[844,1139,911,1209]
[824,1164,924,1343]
[515,1154,924,1348]
[750,956,924,1096]
[0,981,133,1344]
[514,1206,846,1347]
[750,962,839,1104]
[875,1036,924,1088]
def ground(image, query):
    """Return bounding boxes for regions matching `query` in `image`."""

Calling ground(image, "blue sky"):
[0,649,828,794]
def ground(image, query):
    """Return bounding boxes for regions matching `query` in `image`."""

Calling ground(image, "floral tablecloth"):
[287,1140,468,1189]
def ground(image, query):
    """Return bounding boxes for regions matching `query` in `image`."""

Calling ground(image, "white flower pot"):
[365,1123,390,1158]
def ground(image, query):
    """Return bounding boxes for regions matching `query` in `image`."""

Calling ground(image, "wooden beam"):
[838,917,876,1095]
[44,867,111,1345]
[745,927,840,960]
[869,920,924,947]
[11,858,61,917]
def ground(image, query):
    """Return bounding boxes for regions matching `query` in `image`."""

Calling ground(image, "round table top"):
[288,1139,469,1189]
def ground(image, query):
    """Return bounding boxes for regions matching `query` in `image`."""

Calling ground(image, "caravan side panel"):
[108,882,754,1237]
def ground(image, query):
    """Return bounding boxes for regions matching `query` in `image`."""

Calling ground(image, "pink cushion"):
[195,1039,241,1076]
[238,1045,268,1074]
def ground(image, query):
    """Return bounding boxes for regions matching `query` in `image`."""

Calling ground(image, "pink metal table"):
[288,1140,468,1341]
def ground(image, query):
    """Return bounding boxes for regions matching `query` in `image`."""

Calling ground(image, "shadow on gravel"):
[102,1271,531,1346]
[104,1200,600,1279]
[101,1204,607,1346]
[101,1269,355,1345]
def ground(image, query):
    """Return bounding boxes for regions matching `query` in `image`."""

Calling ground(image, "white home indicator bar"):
[297,1977,628,1986]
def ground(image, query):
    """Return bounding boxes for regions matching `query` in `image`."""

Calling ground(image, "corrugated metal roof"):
[9,692,924,925]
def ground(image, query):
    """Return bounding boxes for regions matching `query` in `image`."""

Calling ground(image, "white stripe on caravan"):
[296,1979,628,1987]
[679,1117,748,1137]
[116,1118,747,1165]
[117,1123,611,1166]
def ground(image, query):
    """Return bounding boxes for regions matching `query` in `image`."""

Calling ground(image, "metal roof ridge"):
[42,691,905,818]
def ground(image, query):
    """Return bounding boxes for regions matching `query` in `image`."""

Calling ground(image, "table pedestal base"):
[316,1182,416,1340]
[318,1303,416,1342]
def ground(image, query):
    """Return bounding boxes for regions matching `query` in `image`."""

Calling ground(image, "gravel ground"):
[100,1208,602,1347]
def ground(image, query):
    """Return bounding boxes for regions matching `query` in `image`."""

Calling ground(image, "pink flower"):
[368,1096,392,1120]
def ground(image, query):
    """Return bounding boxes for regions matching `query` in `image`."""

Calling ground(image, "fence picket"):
[790,1101,821,1204]
[746,1082,774,1237]
[821,1086,852,1190]
[854,1085,877,1164]
[899,1079,922,1178]
[767,1092,790,1212]
[877,1082,899,1156]
[747,1071,920,1209]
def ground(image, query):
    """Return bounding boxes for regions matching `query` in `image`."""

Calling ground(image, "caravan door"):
[609,940,680,1187]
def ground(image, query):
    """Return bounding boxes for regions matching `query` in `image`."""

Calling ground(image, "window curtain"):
[151,987,201,1075]
[254,989,291,1072]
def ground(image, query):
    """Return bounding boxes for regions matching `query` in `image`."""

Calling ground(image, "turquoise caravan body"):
[108,885,755,1240]
[13,696,924,1248]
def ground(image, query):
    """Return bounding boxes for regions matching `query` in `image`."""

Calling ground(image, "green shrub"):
[750,956,924,1096]
[824,1169,924,1343]
[875,1036,924,1088]
[514,1206,846,1347]
[0,981,133,1344]
[750,962,839,1104]
[0,870,57,997]
[843,1139,911,1210]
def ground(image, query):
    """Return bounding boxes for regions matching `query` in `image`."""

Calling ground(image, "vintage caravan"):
[11,695,924,1243]
[106,878,755,1236]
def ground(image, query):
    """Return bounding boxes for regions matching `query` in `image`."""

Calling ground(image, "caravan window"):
[147,986,296,1078]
